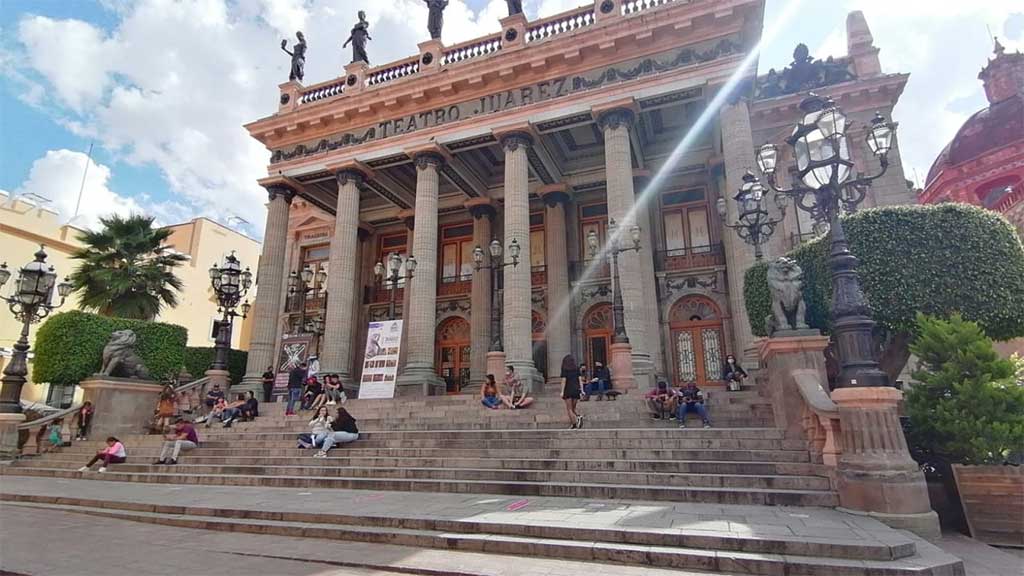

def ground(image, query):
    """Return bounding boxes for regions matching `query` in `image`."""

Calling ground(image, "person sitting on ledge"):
[316,406,359,457]
[155,418,199,465]
[308,406,333,457]
[675,381,711,429]
[220,393,247,428]
[722,354,748,392]
[501,366,534,410]
[240,390,259,422]
[481,374,502,410]
[583,361,612,400]
[78,436,127,473]
[645,380,676,420]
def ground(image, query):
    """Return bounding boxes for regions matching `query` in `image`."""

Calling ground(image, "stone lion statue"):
[99,330,151,380]
[766,256,809,334]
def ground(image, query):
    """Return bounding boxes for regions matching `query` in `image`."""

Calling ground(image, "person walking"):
[559,354,583,429]
[78,437,127,473]
[286,362,306,416]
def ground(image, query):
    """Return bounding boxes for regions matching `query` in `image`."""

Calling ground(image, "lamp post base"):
[204,369,232,394]
[609,342,637,392]
[0,413,26,460]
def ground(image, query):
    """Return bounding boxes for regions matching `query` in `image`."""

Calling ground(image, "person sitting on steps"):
[675,381,712,429]
[559,354,583,429]
[583,361,612,400]
[78,436,127,473]
[501,366,534,410]
[240,390,259,421]
[481,374,502,410]
[722,354,748,392]
[315,406,359,457]
[308,406,333,457]
[645,380,676,420]
[322,373,344,405]
[155,418,199,465]
[219,393,247,428]
[303,376,325,411]
[205,397,227,428]
[204,383,225,418]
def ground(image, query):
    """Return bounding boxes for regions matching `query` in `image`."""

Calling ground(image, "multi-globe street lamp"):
[208,252,252,372]
[0,246,73,413]
[732,93,896,389]
[472,238,520,352]
[587,219,641,344]
[716,171,784,261]
[374,253,416,321]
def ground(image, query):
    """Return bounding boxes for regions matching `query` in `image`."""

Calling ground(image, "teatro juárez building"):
[241,0,915,396]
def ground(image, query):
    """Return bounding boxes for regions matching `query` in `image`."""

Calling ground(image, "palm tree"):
[70,214,189,320]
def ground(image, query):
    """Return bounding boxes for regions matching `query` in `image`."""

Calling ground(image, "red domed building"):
[921,40,1024,232]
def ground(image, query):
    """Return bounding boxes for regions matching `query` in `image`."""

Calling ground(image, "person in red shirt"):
[155,418,200,465]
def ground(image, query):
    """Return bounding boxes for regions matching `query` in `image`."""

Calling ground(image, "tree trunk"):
[878,331,913,384]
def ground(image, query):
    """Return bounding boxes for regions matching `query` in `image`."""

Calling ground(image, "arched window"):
[582,303,613,371]
[668,296,725,386]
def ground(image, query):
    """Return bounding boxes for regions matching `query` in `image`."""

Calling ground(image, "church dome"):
[925,93,1024,187]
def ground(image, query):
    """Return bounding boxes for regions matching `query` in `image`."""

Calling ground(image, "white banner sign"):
[358,319,403,399]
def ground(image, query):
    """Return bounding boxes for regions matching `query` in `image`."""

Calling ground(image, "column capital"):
[413,151,446,171]
[335,168,367,187]
[498,131,534,152]
[265,185,295,204]
[465,197,497,221]
[595,107,637,131]
[397,208,416,230]
[538,184,571,207]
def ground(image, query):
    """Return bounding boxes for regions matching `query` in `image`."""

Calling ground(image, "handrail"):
[173,375,212,396]
[792,369,842,467]
[16,403,81,431]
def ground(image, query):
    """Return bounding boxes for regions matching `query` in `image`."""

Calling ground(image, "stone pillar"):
[719,100,758,359]
[597,107,653,388]
[499,132,543,392]
[79,377,164,439]
[240,186,293,392]
[466,198,496,392]
[395,152,445,395]
[832,387,941,539]
[396,210,415,374]
[321,168,364,386]
[540,186,572,385]
[633,171,664,380]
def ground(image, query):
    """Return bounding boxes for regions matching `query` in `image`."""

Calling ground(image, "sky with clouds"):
[1,0,1021,237]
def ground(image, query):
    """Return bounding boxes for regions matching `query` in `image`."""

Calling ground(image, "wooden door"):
[668,296,725,387]
[582,303,612,371]
[436,317,471,394]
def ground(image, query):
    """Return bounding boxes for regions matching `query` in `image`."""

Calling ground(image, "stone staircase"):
[1,392,967,575]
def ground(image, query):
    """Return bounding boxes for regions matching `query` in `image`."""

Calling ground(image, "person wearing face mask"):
[722,354,748,392]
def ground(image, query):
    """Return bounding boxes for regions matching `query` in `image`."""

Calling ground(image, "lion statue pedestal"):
[80,330,162,438]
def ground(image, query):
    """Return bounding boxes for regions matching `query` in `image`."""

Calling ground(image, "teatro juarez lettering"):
[270,35,741,164]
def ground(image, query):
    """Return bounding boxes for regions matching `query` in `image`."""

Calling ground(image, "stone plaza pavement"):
[0,476,975,576]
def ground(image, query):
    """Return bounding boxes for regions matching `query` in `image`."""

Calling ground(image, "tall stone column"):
[540,186,572,386]
[395,152,445,395]
[719,100,758,357]
[633,171,664,380]
[240,186,293,392]
[397,211,415,374]
[321,168,363,386]
[466,199,495,391]
[598,107,653,388]
[499,132,542,391]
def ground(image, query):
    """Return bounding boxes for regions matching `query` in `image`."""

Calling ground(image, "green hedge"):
[744,203,1024,339]
[33,310,187,386]
[182,347,248,385]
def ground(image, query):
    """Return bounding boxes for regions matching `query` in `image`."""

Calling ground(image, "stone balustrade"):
[524,6,596,43]
[621,0,684,16]
[366,56,422,87]
[298,78,347,105]
[792,369,842,467]
[441,34,503,66]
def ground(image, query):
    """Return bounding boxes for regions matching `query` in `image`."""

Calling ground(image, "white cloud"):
[11,149,145,230]
[17,16,115,112]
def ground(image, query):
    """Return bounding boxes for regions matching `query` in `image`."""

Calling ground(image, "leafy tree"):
[70,214,188,320]
[905,313,1024,465]
[744,204,1024,380]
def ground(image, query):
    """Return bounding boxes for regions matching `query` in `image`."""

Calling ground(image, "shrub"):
[744,204,1024,378]
[905,314,1024,465]
[182,347,248,385]
[32,310,187,386]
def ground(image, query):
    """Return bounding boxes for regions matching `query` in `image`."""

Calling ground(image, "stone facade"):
[243,1,910,395]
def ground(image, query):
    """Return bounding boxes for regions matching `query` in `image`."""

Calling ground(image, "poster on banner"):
[358,320,403,399]
[275,335,312,395]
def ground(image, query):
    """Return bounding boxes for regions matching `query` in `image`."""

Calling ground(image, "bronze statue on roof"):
[424,0,448,40]
[344,11,372,64]
[280,31,306,82]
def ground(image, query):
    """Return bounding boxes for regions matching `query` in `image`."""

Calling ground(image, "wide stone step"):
[25,460,832,490]
[0,497,965,575]
[2,467,839,506]
[19,446,813,462]
[24,454,822,475]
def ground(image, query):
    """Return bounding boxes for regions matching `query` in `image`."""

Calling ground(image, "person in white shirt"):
[78,437,127,473]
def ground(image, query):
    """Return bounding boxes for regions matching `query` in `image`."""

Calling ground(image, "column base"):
[235,373,265,397]
[610,342,637,392]
[631,353,655,390]
[832,386,940,540]
[395,364,445,396]
[80,376,164,439]
[485,351,507,385]
[505,358,544,396]
[0,413,26,460]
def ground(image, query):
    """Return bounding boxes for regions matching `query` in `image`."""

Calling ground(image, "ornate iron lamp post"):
[208,252,253,372]
[717,171,784,261]
[472,238,521,352]
[752,93,897,389]
[374,253,416,321]
[0,246,73,413]
[288,263,328,332]
[587,219,641,344]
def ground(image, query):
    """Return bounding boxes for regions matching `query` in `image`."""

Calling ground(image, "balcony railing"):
[531,265,547,286]
[569,258,611,283]
[441,33,503,66]
[655,244,725,272]
[621,0,684,16]
[439,275,473,296]
[525,5,596,43]
[365,284,405,305]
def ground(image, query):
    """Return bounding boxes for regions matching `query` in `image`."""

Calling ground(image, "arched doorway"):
[435,316,471,394]
[582,303,612,371]
[669,296,725,387]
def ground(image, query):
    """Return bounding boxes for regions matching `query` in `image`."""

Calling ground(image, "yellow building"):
[0,191,261,406]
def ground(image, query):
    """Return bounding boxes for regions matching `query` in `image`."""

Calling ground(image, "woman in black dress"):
[559,354,583,429]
